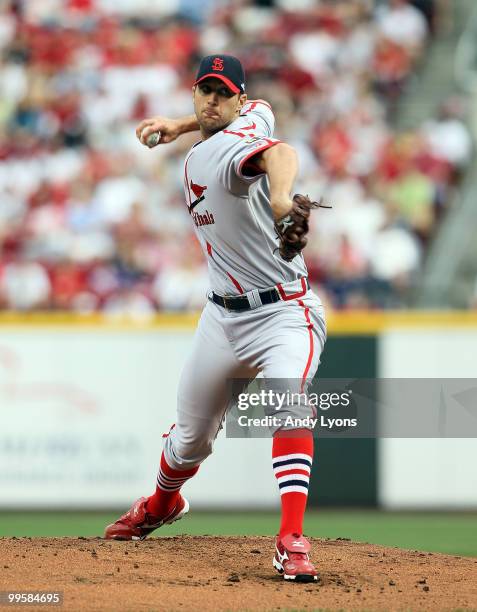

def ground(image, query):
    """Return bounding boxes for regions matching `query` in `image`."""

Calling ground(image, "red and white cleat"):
[273,533,318,582]
[104,495,189,541]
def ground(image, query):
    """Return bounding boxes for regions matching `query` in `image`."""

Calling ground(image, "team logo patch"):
[190,180,207,211]
[188,179,214,227]
[189,180,215,227]
[212,57,224,71]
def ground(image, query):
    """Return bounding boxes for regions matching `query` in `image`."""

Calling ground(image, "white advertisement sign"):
[0,328,276,509]
[378,329,477,509]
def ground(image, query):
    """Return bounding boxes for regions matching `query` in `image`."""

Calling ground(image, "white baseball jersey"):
[183,100,308,295]
[161,99,327,472]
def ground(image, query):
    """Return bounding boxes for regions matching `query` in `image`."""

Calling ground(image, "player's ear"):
[237,93,247,112]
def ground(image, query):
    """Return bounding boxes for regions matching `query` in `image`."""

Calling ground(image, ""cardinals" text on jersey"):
[192,209,215,227]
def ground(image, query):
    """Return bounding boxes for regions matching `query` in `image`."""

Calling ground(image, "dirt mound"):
[1,536,476,611]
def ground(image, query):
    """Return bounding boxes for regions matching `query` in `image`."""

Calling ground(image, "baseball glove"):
[275,194,331,262]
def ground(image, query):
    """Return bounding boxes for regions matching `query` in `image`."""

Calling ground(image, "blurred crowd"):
[0,0,473,313]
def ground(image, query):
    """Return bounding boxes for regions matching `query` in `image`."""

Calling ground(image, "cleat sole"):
[273,554,318,582]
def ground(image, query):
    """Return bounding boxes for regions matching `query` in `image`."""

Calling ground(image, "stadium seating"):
[0,0,471,312]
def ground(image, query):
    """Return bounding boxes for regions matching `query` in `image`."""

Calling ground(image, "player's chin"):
[200,115,226,133]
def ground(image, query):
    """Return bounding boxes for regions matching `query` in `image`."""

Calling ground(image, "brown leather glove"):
[275,194,331,262]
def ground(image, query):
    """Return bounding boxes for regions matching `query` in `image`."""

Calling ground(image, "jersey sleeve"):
[240,99,275,137]
[216,100,281,194]
[216,133,282,194]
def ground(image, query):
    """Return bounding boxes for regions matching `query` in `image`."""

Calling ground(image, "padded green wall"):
[308,336,377,506]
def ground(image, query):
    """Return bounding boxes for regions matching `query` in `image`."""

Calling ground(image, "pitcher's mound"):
[1,536,476,611]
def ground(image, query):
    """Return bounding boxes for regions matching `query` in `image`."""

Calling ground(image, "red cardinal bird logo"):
[190,180,207,211]
[191,181,207,199]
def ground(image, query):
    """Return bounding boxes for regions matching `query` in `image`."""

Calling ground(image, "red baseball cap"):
[194,54,246,95]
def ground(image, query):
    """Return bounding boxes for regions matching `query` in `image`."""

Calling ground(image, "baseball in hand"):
[145,131,161,147]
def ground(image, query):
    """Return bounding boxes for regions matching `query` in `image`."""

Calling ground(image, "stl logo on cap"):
[212,57,224,71]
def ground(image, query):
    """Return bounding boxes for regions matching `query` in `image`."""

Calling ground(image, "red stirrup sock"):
[145,452,199,518]
[272,429,314,537]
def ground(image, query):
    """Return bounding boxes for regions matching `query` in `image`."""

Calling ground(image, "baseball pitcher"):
[105,55,327,582]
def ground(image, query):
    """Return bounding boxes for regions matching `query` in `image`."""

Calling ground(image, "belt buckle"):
[223,296,233,311]
[246,288,263,310]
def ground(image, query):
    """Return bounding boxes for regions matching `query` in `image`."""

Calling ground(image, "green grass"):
[1,510,476,557]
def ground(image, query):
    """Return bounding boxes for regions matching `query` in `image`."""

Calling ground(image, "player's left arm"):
[254,143,330,262]
[253,143,298,220]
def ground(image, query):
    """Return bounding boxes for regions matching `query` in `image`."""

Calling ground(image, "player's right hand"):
[136,116,181,147]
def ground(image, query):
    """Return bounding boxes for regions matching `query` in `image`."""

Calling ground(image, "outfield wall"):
[379,328,477,509]
[0,324,275,509]
[0,312,476,509]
